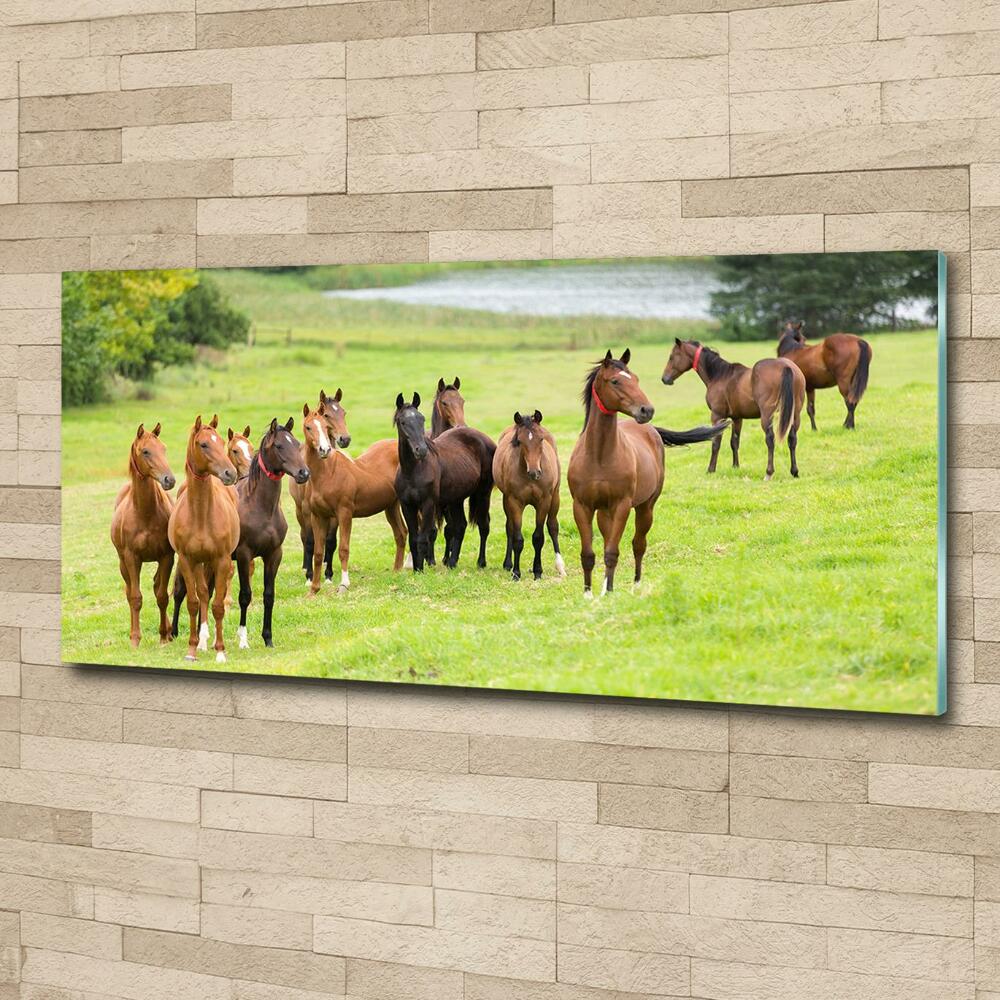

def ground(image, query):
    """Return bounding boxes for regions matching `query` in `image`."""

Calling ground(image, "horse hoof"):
[264,639,274,648]
[533,572,542,581]
[403,553,414,569]
[160,636,172,646]
[554,554,567,577]
[512,573,520,582]
[130,637,140,649]
[337,584,348,594]
[215,651,226,664]
[184,653,197,662]
[583,589,593,600]
[764,473,773,481]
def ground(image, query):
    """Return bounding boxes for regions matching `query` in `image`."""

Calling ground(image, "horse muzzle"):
[336,435,351,449]
[161,474,176,490]
[634,405,655,423]
[219,469,237,486]
[294,468,310,484]
[661,374,674,385]
[527,469,542,482]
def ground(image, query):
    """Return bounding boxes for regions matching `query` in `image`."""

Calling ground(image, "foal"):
[662,339,805,479]
[167,415,240,663]
[431,377,466,438]
[110,422,176,647]
[493,410,565,580]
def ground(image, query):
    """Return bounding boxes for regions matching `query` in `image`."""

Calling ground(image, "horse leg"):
[761,409,776,480]
[531,501,546,581]
[118,553,143,648]
[475,488,491,569]
[598,501,631,595]
[385,503,408,571]
[195,563,211,652]
[572,499,596,597]
[324,524,337,581]
[171,572,186,639]
[421,499,439,568]
[547,490,566,577]
[309,513,330,594]
[806,387,817,430]
[210,556,231,663]
[261,546,281,648]
[400,502,423,572]
[427,516,438,567]
[505,497,524,581]
[153,554,173,644]
[730,417,743,469]
[445,501,467,569]
[789,425,800,478]
[502,508,513,573]
[236,551,252,650]
[178,555,200,661]
[707,412,725,473]
[837,374,856,429]
[301,522,313,581]
[632,498,655,586]
[336,509,353,592]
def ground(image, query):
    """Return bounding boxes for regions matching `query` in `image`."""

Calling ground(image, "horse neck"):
[129,451,162,515]
[582,406,621,463]
[249,449,283,513]
[430,401,445,438]
[185,445,219,512]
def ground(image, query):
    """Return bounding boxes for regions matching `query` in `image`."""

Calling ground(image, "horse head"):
[434,377,465,432]
[132,421,175,490]
[259,417,309,485]
[588,349,654,424]
[302,403,334,460]
[512,410,546,481]
[227,424,254,480]
[394,392,429,460]
[188,414,237,486]
[318,388,351,450]
[661,338,703,385]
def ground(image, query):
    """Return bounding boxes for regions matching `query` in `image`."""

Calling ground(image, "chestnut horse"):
[662,339,806,479]
[394,393,495,572]
[431,377,466,438]
[777,321,872,430]
[167,415,240,663]
[493,410,565,581]
[568,349,723,596]
[110,422,176,647]
[300,401,407,594]
[227,425,254,481]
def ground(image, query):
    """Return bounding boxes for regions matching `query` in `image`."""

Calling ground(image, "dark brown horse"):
[778,321,872,430]
[394,393,495,572]
[167,414,240,663]
[568,349,722,596]
[110,422,176,647]
[493,410,564,581]
[431,377,465,438]
[662,339,806,479]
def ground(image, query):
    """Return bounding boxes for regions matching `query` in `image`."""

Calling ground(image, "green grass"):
[61,282,940,714]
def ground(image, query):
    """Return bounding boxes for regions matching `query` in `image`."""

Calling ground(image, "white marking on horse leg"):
[338,570,350,593]
[554,553,566,577]
[184,654,197,662]
[216,650,226,664]
[601,577,608,596]
[238,625,249,650]
[403,552,414,569]
[197,621,208,651]
[583,588,593,600]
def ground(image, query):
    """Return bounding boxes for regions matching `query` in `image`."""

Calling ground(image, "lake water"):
[324,262,723,320]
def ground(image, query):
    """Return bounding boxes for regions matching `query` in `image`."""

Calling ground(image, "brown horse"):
[110,422,176,647]
[568,349,722,596]
[431,377,466,438]
[777,321,872,430]
[300,401,407,594]
[493,410,565,581]
[662,339,806,479]
[290,389,352,581]
[227,425,254,480]
[167,414,240,663]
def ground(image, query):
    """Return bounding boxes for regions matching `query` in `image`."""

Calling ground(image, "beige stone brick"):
[731,84,881,134]
[879,0,1000,38]
[233,753,346,800]
[0,520,58,558]
[197,232,427,268]
[233,680,346,724]
[314,800,556,858]
[828,844,973,896]
[730,0,877,49]
[201,902,312,951]
[122,927,346,993]
[974,206,1000,250]
[976,551,1000,595]
[828,926,973,982]
[0,799,89,847]
[348,66,589,117]
[430,0,552,33]
[197,196,308,236]
[308,189,552,234]
[90,12,195,56]
[313,915,556,980]
[433,850,555,899]
[349,726,469,773]
[199,828,432,884]
[435,889,555,941]
[973,163,1000,206]
[825,211,970,252]
[558,901,827,968]
[870,762,1000,812]
[120,42,345,89]
[94,886,200,934]
[599,783,729,833]
[0,173,14,204]
[233,154,345,197]
[348,145,590,194]
[91,233,196,270]
[554,180,681,223]
[19,913,121,961]
[20,86,231,133]
[19,130,121,168]
[730,753,868,802]
[478,14,728,69]
[202,867,433,925]
[590,135,729,182]
[20,57,121,100]
[0,238,89,275]
[0,872,92,919]
[349,765,598,822]
[0,21,89,61]
[557,942,689,994]
[201,790,312,837]
[589,54,728,103]
[558,822,826,882]
[123,707,345,761]
[430,228,552,262]
[884,76,1000,125]
[91,814,198,860]
[558,861,688,912]
[197,0,428,49]
[19,160,232,204]
[974,250,1000,292]
[1,0,193,22]
[347,958,463,999]
[349,112,478,156]
[347,33,475,79]
[232,79,345,120]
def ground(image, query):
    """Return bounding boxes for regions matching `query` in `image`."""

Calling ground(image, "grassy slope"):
[61,272,939,714]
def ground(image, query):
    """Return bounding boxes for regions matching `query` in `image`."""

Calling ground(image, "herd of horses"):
[109,322,873,662]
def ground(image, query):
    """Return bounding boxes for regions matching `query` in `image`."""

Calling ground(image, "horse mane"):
[582,359,627,429]
[777,331,803,356]
[244,432,270,495]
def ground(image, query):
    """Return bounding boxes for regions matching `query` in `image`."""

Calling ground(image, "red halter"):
[257,450,284,481]
[691,344,703,374]
[591,381,614,416]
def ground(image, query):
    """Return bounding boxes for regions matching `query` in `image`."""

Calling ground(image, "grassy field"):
[61,270,940,713]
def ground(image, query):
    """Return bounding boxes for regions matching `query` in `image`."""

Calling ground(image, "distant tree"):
[709,251,938,341]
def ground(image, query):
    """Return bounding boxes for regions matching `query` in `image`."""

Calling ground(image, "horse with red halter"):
[493,410,565,581]
[568,349,723,597]
[167,414,240,663]
[778,320,872,430]
[661,339,806,479]
[394,393,495,572]
[431,377,466,438]
[110,422,176,647]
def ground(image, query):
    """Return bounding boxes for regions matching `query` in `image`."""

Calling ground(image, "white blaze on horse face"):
[238,441,251,461]
[618,371,632,379]
[310,417,331,454]
[528,432,533,440]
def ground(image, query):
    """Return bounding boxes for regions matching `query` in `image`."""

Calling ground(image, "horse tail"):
[468,433,496,531]
[656,421,729,447]
[851,339,871,403]
[776,365,795,443]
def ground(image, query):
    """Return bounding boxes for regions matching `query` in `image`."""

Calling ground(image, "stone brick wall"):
[0,1,996,997]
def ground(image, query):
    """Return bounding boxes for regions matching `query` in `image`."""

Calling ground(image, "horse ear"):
[284,417,294,431]
[334,388,342,403]
[136,423,144,439]
[620,348,631,365]
[210,414,219,429]
[412,392,421,409]
[533,409,543,423]
[675,337,682,346]
[302,403,310,418]
[795,321,803,331]
[319,389,327,404]
[227,427,234,441]
[152,422,161,437]
[269,417,278,433]
[438,378,446,393]
[603,349,613,363]
[514,411,523,426]
[243,425,251,438]
[194,414,202,431]
[453,376,460,389]
[395,393,405,410]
